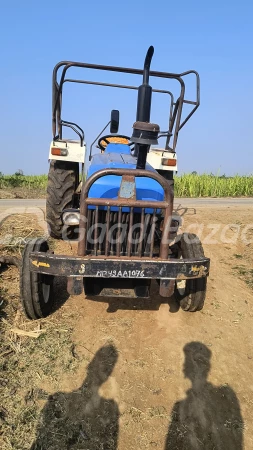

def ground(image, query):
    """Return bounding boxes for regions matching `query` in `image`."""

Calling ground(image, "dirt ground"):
[0,188,46,200]
[0,205,253,449]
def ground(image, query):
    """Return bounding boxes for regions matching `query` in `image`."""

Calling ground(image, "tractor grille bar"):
[85,207,162,258]
[78,168,174,260]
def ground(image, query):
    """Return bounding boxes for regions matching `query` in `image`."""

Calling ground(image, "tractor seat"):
[100,136,130,152]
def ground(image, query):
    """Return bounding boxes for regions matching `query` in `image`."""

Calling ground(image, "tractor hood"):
[87,144,164,210]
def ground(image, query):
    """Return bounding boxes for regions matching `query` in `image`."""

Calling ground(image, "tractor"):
[20,46,210,319]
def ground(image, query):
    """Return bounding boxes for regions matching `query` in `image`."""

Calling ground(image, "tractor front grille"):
[85,206,162,258]
[78,168,173,259]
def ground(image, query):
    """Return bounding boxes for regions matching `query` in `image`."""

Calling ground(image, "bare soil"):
[0,206,253,449]
[0,189,46,200]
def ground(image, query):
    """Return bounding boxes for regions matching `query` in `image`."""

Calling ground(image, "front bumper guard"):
[30,252,210,280]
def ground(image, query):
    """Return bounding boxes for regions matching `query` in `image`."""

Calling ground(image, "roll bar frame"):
[52,60,200,151]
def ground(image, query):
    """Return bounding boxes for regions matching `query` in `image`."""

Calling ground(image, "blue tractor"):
[20,47,210,319]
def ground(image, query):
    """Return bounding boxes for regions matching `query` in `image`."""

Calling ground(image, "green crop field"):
[174,174,253,197]
[0,173,252,197]
[0,174,47,190]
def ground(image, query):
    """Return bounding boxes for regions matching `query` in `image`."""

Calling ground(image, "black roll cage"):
[52,61,200,151]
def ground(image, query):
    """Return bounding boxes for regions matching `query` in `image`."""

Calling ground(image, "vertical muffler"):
[131,46,160,169]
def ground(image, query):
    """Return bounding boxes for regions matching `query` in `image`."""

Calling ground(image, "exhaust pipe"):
[131,46,160,170]
[136,46,154,123]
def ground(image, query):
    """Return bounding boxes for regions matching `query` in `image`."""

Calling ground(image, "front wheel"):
[20,238,54,320]
[174,233,207,312]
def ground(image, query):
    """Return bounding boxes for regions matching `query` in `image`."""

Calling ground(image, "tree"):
[14,169,24,176]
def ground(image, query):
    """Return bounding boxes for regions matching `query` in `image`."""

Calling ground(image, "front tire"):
[20,238,54,320]
[174,233,207,312]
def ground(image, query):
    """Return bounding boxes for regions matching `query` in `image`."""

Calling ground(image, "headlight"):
[62,210,80,226]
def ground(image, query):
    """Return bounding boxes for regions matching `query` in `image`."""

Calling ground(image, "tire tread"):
[175,233,207,312]
[46,161,78,238]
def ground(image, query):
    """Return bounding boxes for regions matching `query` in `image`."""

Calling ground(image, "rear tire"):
[20,238,54,320]
[174,233,207,312]
[157,170,174,195]
[46,160,79,239]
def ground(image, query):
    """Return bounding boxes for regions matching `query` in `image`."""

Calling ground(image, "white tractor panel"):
[49,140,86,163]
[147,148,177,171]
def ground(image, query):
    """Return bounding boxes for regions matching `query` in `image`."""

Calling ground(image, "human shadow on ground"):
[165,342,244,450]
[30,344,119,450]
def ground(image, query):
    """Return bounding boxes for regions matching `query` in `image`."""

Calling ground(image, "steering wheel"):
[97,135,134,151]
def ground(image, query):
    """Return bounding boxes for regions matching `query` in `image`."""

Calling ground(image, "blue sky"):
[1,0,252,175]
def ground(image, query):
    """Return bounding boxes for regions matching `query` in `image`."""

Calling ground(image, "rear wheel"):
[20,238,54,320]
[46,160,79,239]
[174,233,207,312]
[157,170,174,195]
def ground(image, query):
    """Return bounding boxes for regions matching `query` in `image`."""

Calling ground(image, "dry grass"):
[232,265,253,289]
[232,228,253,289]
[0,306,83,449]
[0,214,45,256]
[0,215,85,450]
